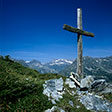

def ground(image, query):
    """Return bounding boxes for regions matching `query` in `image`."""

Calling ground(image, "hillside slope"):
[0,57,61,112]
[0,57,88,112]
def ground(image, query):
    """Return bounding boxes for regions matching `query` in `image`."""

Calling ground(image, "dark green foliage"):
[103,93,112,102]
[0,55,4,59]
[15,59,29,67]
[0,58,61,112]
[4,55,10,61]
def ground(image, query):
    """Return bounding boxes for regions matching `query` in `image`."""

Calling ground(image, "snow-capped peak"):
[25,61,30,63]
[55,59,72,64]
[49,59,73,66]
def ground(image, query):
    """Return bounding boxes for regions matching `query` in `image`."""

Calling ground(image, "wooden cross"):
[63,8,94,80]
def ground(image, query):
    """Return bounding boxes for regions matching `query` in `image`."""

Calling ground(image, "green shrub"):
[0,58,57,111]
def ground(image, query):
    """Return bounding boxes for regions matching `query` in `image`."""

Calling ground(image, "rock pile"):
[43,74,112,112]
[78,75,112,112]
[80,75,112,94]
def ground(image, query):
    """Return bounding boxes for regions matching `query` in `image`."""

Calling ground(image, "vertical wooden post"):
[63,8,94,81]
[77,8,83,80]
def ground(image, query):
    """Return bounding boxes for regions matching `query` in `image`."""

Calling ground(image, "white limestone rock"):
[45,106,65,112]
[80,93,112,112]
[80,75,94,88]
[43,78,64,104]
[76,105,80,108]
[69,100,74,107]
[91,79,112,93]
[65,78,76,88]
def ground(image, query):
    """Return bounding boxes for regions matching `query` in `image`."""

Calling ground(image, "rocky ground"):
[43,75,112,112]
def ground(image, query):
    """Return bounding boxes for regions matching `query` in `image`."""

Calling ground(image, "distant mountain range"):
[60,56,112,82]
[15,59,73,74]
[44,59,73,73]
[15,56,112,82]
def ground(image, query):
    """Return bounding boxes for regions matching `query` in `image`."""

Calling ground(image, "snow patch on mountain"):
[25,61,30,63]
[48,59,73,66]
[85,67,93,71]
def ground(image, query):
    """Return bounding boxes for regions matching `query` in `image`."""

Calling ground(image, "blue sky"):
[0,0,112,63]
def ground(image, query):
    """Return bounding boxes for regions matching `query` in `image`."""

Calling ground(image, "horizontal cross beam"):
[63,24,94,37]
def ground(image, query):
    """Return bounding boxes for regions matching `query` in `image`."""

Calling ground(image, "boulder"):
[65,78,76,88]
[102,84,112,94]
[90,79,106,93]
[43,78,64,104]
[91,79,112,93]
[80,93,112,112]
[80,75,94,88]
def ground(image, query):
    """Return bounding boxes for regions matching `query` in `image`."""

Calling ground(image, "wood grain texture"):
[63,24,94,37]
[63,8,95,80]
[77,8,83,79]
